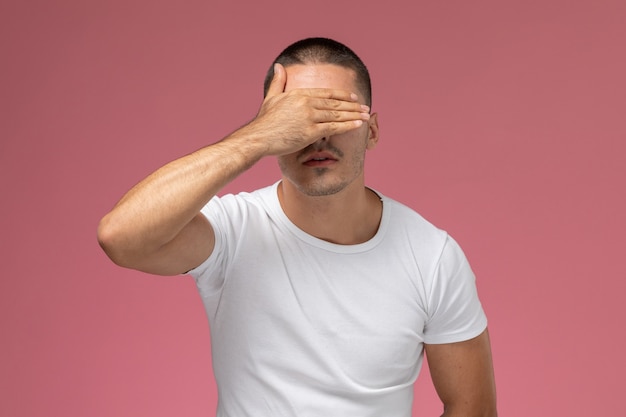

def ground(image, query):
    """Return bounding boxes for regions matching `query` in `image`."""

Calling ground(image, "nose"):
[309,136,328,152]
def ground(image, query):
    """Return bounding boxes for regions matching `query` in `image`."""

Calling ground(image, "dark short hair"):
[263,37,372,106]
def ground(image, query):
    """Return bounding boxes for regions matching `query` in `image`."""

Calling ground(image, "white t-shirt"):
[190,182,487,417]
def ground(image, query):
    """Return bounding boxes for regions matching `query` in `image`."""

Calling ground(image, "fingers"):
[266,63,286,99]
[253,78,371,155]
[312,108,370,124]
[301,88,361,104]
[317,119,365,137]
[308,96,370,123]
[300,90,370,123]
[317,97,369,113]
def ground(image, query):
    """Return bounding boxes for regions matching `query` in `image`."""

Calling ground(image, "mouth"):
[302,151,338,167]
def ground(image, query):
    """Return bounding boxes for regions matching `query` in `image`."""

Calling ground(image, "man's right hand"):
[244,63,371,157]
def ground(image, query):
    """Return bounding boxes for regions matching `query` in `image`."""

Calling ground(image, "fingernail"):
[350,93,359,101]
[361,105,370,112]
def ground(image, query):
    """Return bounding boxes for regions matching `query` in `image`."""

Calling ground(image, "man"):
[98,37,497,416]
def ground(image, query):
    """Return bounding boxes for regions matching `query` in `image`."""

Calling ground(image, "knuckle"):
[327,99,341,109]
[326,122,339,133]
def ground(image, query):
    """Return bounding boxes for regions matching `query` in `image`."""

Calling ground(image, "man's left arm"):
[424,328,497,417]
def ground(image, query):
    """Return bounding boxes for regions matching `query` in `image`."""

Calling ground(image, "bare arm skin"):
[425,329,497,417]
[97,63,370,275]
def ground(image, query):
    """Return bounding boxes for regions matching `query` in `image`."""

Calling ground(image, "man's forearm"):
[98,130,266,264]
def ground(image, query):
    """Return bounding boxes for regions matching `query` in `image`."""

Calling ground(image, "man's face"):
[278,63,379,197]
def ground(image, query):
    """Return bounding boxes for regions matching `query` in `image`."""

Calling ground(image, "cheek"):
[276,155,293,173]
[334,127,369,147]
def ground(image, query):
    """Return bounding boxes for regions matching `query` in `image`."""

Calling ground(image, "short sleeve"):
[186,196,232,296]
[423,235,487,344]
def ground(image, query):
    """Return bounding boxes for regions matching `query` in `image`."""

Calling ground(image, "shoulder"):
[188,184,278,281]
[202,183,277,219]
[379,193,448,247]
[376,193,469,280]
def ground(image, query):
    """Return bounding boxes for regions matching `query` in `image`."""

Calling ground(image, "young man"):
[98,38,497,417]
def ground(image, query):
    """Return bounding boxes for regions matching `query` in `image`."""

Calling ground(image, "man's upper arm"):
[424,328,497,417]
[125,212,215,276]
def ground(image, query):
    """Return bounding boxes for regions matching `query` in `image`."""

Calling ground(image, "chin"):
[279,162,362,197]
[290,175,353,197]
[298,183,346,197]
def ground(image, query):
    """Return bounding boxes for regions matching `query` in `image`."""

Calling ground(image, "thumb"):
[266,63,286,99]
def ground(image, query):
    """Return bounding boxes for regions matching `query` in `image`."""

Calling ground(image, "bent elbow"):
[97,215,133,268]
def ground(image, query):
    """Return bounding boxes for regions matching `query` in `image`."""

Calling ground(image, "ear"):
[366,112,379,150]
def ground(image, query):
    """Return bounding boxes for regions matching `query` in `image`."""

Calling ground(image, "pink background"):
[2,0,625,416]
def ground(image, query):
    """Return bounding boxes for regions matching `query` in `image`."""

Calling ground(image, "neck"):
[277,179,382,245]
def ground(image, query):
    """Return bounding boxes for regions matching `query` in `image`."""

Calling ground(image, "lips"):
[302,151,338,166]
